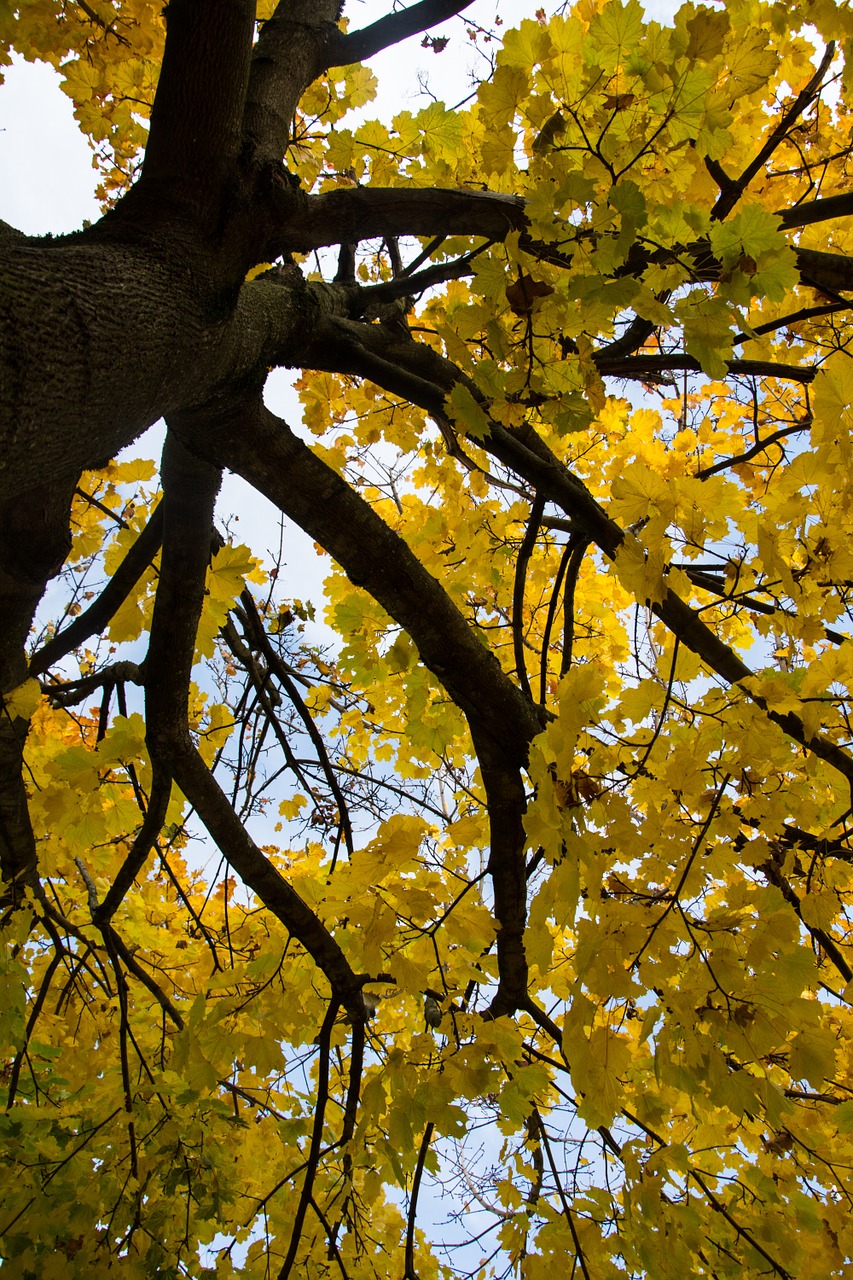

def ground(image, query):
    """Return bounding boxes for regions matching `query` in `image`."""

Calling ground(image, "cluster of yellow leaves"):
[7,0,853,1276]
[288,1,853,1273]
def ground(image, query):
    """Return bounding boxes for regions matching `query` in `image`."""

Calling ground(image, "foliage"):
[3,0,853,1276]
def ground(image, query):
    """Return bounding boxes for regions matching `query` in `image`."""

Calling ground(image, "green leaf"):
[445,383,491,442]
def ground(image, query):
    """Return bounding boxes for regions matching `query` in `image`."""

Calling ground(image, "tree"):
[3,0,853,1273]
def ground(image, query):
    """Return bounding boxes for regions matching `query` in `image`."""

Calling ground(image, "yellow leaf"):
[3,678,41,720]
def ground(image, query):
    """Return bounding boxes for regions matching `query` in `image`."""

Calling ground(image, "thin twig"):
[404,1122,435,1280]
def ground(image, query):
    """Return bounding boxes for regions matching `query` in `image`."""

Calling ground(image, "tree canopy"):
[3,0,853,1275]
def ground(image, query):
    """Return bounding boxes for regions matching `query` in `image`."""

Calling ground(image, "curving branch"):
[178,393,545,767]
[539,537,573,704]
[174,388,545,1013]
[512,494,545,702]
[532,1109,592,1280]
[560,535,589,678]
[482,423,853,795]
[146,429,364,1013]
[30,500,164,677]
[277,997,339,1280]
[94,772,172,924]
[299,312,853,796]
[404,1122,435,1280]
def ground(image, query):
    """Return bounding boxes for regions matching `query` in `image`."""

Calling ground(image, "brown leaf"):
[505,273,554,316]
[603,92,636,110]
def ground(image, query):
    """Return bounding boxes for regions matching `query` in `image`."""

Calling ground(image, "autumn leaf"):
[505,272,555,315]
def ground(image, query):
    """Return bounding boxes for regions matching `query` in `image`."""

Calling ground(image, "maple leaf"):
[505,272,555,315]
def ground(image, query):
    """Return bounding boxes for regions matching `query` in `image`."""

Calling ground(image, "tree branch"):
[306,315,853,796]
[177,388,545,1013]
[330,0,477,65]
[476,743,530,1017]
[93,772,172,924]
[238,593,355,860]
[137,0,255,216]
[147,429,364,1013]
[243,0,346,168]
[277,997,339,1280]
[485,422,853,795]
[594,354,817,384]
[711,42,836,222]
[777,189,853,231]
[404,1122,435,1280]
[0,477,77,904]
[30,500,164,677]
[178,393,545,770]
[513,494,545,701]
[281,187,526,255]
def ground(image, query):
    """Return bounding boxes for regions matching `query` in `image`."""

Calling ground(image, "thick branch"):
[0,477,77,903]
[793,246,853,298]
[476,743,530,1017]
[309,317,853,794]
[176,394,545,770]
[777,190,853,231]
[331,0,476,64]
[243,0,343,167]
[281,187,526,255]
[176,388,543,1012]
[147,430,363,1011]
[138,0,255,216]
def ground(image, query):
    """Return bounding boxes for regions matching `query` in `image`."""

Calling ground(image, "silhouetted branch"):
[238,593,355,859]
[711,42,835,221]
[31,502,163,676]
[513,493,544,701]
[404,1122,435,1280]
[332,0,476,64]
[595,354,817,384]
[560,536,589,678]
[278,998,339,1280]
[148,429,363,1010]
